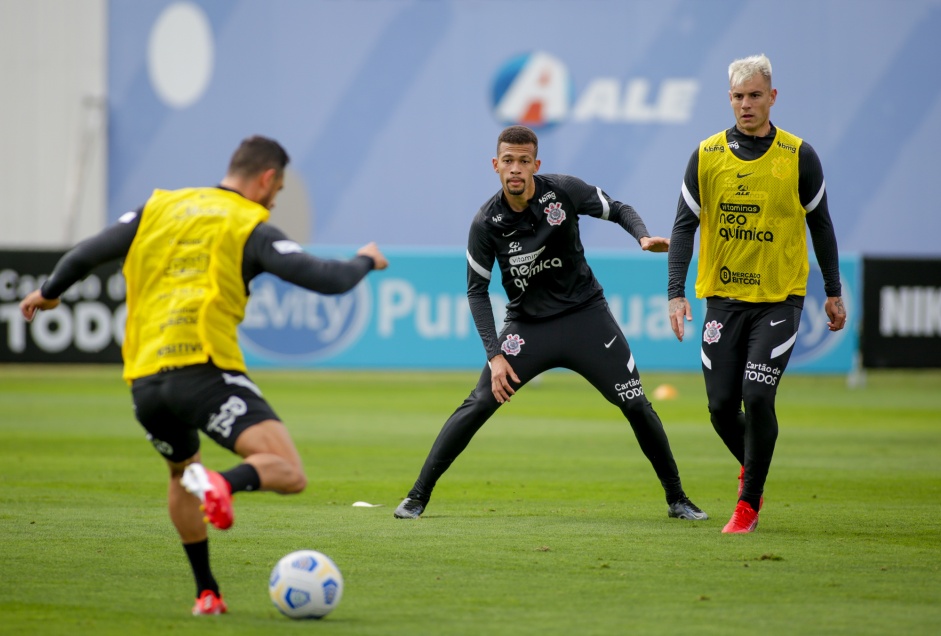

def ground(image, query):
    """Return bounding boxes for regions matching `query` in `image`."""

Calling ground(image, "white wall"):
[0,0,106,248]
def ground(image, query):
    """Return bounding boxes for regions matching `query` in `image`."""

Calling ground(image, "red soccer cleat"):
[737,466,764,510]
[192,590,228,615]
[722,500,759,534]
[181,463,234,530]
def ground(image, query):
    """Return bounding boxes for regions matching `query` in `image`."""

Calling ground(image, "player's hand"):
[488,354,520,404]
[640,236,670,253]
[20,290,60,321]
[825,296,846,332]
[669,297,692,342]
[357,242,389,270]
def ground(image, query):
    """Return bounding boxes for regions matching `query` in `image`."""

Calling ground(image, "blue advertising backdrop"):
[105,0,911,371]
[240,249,858,372]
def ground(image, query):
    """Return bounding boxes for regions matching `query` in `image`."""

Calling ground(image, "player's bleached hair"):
[497,125,539,158]
[728,54,772,88]
[227,135,290,178]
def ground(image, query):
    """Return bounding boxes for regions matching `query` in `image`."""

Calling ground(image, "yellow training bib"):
[121,188,269,382]
[695,128,808,302]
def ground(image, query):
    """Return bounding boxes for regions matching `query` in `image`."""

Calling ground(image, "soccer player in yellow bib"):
[667,54,846,533]
[20,136,388,614]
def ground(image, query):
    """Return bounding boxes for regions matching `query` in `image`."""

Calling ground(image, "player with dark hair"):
[668,54,846,533]
[20,135,389,614]
[394,125,707,522]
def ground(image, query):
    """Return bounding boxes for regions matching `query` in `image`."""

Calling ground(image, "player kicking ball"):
[20,136,388,613]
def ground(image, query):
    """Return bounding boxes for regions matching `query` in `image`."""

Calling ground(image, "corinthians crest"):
[771,156,792,180]
[543,201,566,226]
[703,320,723,344]
[501,333,526,356]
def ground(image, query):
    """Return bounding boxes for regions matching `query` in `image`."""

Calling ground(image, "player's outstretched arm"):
[20,291,60,321]
[356,242,389,270]
[668,296,692,342]
[640,236,670,253]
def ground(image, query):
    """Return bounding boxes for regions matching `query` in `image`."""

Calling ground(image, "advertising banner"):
[861,257,941,368]
[241,248,859,373]
[0,251,125,363]
[1,249,858,372]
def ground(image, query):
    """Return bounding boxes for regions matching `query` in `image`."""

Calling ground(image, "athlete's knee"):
[281,467,308,494]
[234,419,297,458]
[707,389,740,415]
[464,387,502,417]
[619,395,651,419]
[167,455,200,479]
[618,395,662,430]
[742,389,776,417]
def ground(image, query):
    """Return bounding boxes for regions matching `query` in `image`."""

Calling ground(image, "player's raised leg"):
[232,419,307,494]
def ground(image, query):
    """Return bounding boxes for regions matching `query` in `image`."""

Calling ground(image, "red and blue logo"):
[492,52,700,127]
[491,52,574,129]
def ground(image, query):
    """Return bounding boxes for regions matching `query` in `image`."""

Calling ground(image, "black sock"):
[183,539,219,596]
[220,463,261,493]
[665,488,686,504]
[741,495,761,512]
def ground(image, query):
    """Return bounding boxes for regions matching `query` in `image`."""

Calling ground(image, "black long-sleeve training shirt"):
[466,173,652,360]
[668,124,841,301]
[41,187,374,300]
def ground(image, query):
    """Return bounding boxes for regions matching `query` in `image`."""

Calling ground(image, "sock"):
[183,539,219,596]
[741,496,761,512]
[665,488,686,505]
[220,463,261,493]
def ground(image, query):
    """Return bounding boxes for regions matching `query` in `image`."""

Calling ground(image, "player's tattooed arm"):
[668,297,693,342]
[825,296,846,332]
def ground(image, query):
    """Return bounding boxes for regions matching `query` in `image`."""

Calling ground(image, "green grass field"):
[1,365,939,635]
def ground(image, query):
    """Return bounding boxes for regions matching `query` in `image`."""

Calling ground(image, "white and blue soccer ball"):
[269,549,344,619]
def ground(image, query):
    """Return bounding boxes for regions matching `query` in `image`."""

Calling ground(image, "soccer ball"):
[268,550,344,619]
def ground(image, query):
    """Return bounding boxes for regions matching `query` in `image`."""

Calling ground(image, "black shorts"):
[496,302,649,408]
[700,299,803,406]
[130,362,279,463]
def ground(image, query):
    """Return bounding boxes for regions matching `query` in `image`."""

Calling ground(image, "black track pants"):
[700,301,801,504]
[407,303,684,503]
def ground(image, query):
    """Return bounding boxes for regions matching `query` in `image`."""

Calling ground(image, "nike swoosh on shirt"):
[502,230,518,237]
[770,319,786,326]
[737,172,754,178]
[604,336,617,348]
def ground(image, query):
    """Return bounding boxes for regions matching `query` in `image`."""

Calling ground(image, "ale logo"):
[491,51,574,129]
[239,274,371,362]
[491,51,699,127]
